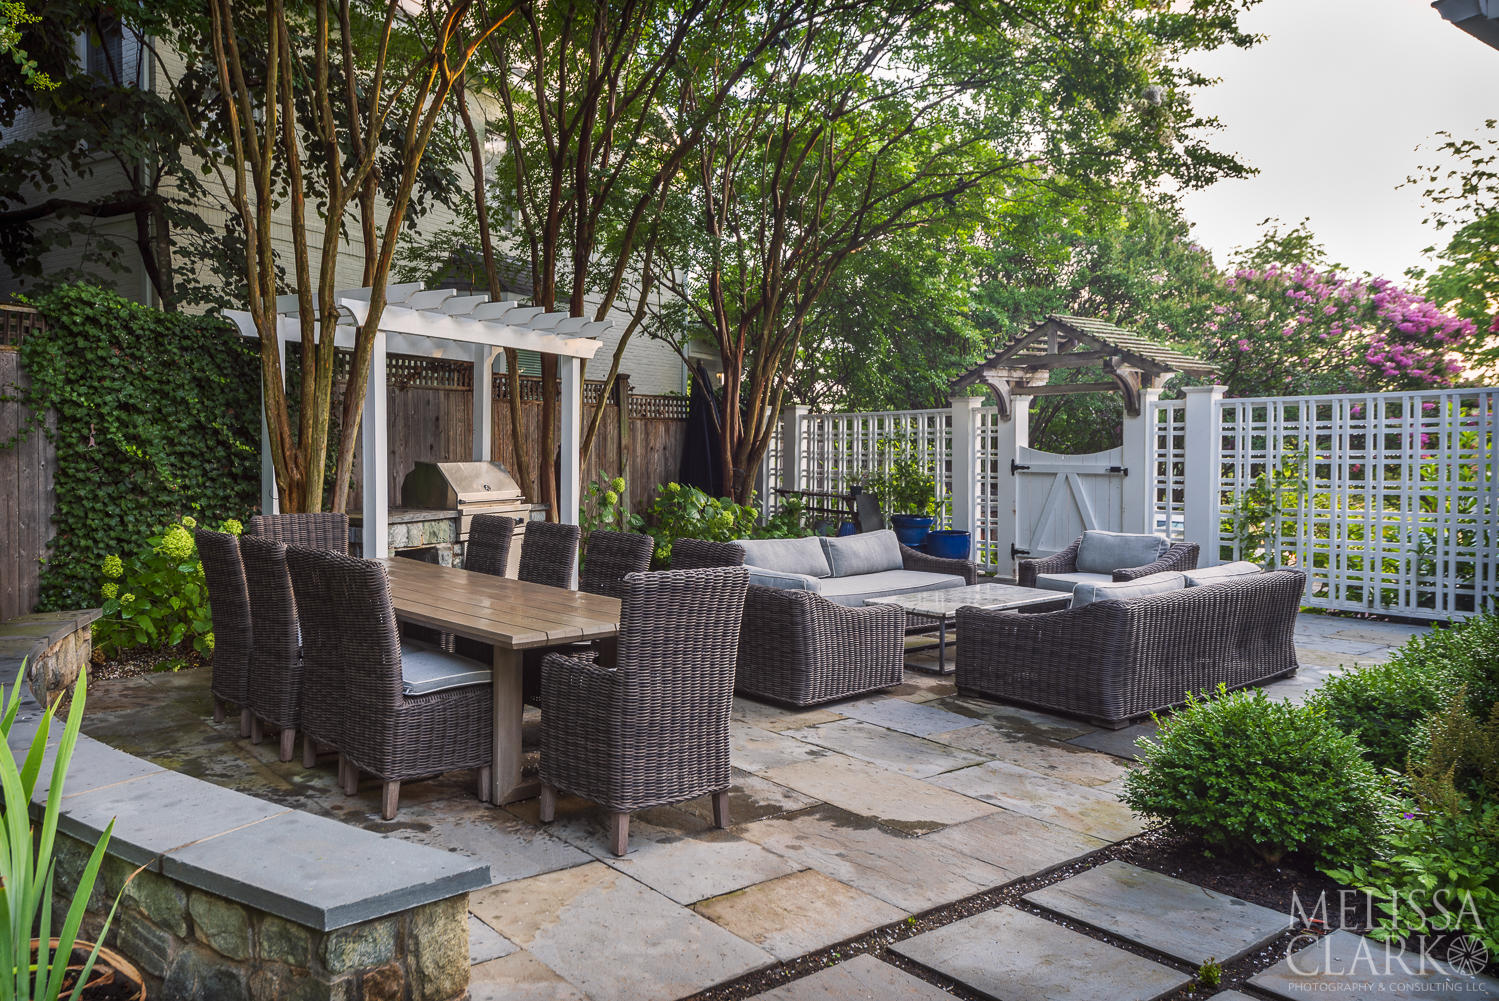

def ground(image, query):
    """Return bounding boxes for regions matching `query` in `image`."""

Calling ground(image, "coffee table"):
[865,583,1070,675]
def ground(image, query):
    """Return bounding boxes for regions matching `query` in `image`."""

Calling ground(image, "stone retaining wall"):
[54,833,470,1001]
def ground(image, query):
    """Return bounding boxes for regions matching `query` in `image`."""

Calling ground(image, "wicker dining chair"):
[670,538,745,571]
[578,531,653,599]
[239,535,303,762]
[194,529,253,738]
[248,513,349,554]
[285,547,493,819]
[464,514,517,576]
[538,567,749,856]
[518,521,581,589]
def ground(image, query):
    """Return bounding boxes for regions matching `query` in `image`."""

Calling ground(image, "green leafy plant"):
[1,664,126,1000]
[1194,958,1223,990]
[1224,444,1308,566]
[856,437,937,519]
[1122,686,1384,866]
[634,483,808,565]
[93,515,243,668]
[3,285,259,612]
[1324,691,1499,956]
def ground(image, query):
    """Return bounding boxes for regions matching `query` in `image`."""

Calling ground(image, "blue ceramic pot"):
[889,514,935,548]
[924,529,971,561]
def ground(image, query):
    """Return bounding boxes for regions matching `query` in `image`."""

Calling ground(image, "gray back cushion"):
[401,642,492,696]
[736,536,832,578]
[1071,571,1186,609]
[820,530,904,577]
[1184,561,1262,587]
[1075,531,1170,574]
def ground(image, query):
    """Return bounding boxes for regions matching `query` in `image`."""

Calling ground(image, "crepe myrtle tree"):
[653,0,1259,503]
[207,0,516,513]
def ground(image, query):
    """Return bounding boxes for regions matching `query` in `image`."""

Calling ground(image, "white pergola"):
[228,283,609,558]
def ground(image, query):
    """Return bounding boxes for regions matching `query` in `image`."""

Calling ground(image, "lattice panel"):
[1150,400,1187,541]
[797,409,952,512]
[1216,388,1497,620]
[971,407,1008,574]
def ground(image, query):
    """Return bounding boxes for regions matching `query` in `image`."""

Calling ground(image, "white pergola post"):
[472,345,498,461]
[1120,388,1161,535]
[948,395,982,537]
[361,331,389,559]
[558,355,582,528]
[1182,385,1226,566]
[993,397,1031,580]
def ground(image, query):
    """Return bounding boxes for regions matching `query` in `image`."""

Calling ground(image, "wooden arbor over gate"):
[952,314,1217,419]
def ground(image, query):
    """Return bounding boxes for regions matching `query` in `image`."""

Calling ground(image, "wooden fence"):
[0,332,56,621]
[347,355,689,514]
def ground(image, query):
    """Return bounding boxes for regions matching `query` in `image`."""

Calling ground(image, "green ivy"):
[5,284,260,612]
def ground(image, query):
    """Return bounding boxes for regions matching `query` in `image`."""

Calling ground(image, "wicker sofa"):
[956,568,1305,727]
[1018,530,1199,592]
[735,530,977,603]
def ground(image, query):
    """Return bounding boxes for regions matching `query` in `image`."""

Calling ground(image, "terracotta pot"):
[34,938,146,1001]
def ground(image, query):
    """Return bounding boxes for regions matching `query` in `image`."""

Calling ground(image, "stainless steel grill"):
[400,461,545,539]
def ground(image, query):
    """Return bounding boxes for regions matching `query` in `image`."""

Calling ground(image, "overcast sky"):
[1177,0,1497,281]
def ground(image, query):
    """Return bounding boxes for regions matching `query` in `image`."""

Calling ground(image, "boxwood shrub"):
[1123,686,1383,866]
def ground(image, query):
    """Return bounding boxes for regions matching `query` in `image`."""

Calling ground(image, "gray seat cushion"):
[1184,561,1262,587]
[1034,571,1112,594]
[820,530,904,577]
[816,570,965,606]
[400,641,491,696]
[1071,571,1187,609]
[1075,531,1170,574]
[737,537,832,578]
[747,568,821,592]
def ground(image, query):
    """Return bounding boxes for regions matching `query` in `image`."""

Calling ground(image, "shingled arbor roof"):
[952,314,1217,419]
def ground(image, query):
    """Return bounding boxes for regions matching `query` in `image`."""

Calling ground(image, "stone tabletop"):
[865,583,1067,618]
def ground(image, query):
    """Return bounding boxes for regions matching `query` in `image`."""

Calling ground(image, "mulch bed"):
[686,828,1366,1001]
[89,646,207,683]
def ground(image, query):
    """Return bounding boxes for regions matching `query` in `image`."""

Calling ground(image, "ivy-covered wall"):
[14,285,260,611]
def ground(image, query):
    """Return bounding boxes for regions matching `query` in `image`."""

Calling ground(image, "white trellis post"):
[472,345,499,461]
[360,331,390,559]
[1120,388,1161,535]
[1182,385,1226,566]
[993,399,1030,580]
[780,405,807,496]
[949,396,982,538]
[558,355,582,530]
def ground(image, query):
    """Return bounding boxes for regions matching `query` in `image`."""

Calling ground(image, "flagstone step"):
[1023,860,1291,965]
[1250,929,1499,1000]
[746,954,954,999]
[891,906,1191,1001]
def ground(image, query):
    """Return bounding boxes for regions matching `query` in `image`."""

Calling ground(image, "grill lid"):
[402,461,524,509]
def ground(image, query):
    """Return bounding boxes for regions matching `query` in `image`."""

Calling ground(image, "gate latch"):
[1011,544,1031,559]
[1108,465,1128,476]
[1010,461,1031,474]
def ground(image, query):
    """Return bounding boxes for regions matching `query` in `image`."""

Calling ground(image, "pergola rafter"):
[953,314,1217,419]
[228,283,610,556]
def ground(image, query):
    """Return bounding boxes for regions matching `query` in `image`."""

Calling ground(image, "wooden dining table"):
[379,557,621,805]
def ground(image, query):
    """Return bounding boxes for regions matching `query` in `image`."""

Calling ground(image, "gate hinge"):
[1108,465,1128,476]
[1010,461,1031,474]
[1011,544,1031,559]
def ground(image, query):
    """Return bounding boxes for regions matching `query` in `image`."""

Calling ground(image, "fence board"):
[0,347,55,620]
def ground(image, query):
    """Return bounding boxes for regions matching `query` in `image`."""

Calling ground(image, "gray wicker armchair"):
[671,538,746,571]
[738,587,905,707]
[519,521,581,589]
[538,567,749,856]
[465,514,516,576]
[248,513,349,554]
[239,535,302,762]
[579,531,653,599]
[195,529,253,737]
[286,547,493,819]
[955,569,1305,727]
[1017,534,1198,589]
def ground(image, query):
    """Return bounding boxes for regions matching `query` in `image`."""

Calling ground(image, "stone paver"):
[733,697,846,732]
[733,723,832,773]
[938,697,1096,741]
[1024,860,1292,965]
[931,761,1145,841]
[1250,929,1499,999]
[468,916,516,964]
[738,805,1013,912]
[746,954,955,1000]
[675,769,821,826]
[922,810,1108,877]
[600,824,802,905]
[833,697,978,737]
[1065,721,1159,760]
[927,727,1130,786]
[781,719,987,778]
[468,952,587,1001]
[381,798,591,885]
[892,906,1192,1001]
[693,870,904,962]
[470,862,774,1001]
[759,755,995,835]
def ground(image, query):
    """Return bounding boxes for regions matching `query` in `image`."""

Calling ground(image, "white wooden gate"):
[1012,445,1127,560]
